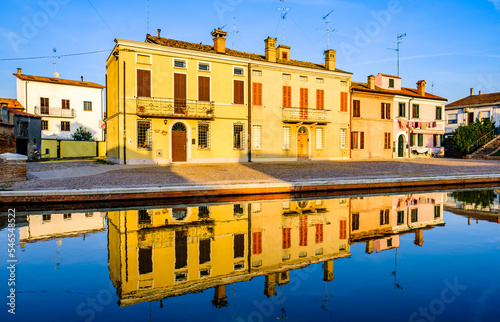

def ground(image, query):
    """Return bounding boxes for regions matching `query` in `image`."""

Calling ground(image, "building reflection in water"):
[104,192,445,307]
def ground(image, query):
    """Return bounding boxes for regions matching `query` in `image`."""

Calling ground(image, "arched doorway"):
[297,127,309,160]
[172,122,187,162]
[398,135,404,158]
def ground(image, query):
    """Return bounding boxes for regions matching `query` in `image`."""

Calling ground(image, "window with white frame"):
[252,124,262,150]
[340,128,347,149]
[233,124,245,149]
[252,70,262,76]
[316,127,324,149]
[316,78,324,84]
[174,59,187,68]
[198,122,211,150]
[282,126,291,150]
[137,120,152,150]
[234,67,244,76]
[198,62,210,71]
[282,73,291,80]
[299,76,308,82]
[448,114,458,124]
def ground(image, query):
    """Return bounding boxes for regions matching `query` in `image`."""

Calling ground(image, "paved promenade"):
[9,158,500,192]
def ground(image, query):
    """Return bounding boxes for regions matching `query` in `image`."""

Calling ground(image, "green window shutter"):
[410,133,414,146]
[418,134,423,147]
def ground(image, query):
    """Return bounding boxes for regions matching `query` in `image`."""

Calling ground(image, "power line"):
[87,0,116,37]
[0,49,112,61]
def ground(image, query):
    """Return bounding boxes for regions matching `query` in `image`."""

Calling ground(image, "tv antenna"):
[147,0,149,35]
[53,48,59,78]
[322,10,334,50]
[388,33,406,77]
[232,17,240,50]
[277,0,290,44]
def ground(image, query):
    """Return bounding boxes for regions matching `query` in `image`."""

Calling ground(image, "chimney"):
[277,45,291,61]
[470,88,474,96]
[81,76,83,81]
[324,49,336,71]
[17,68,22,75]
[417,80,426,96]
[211,29,228,54]
[368,75,375,90]
[157,29,161,38]
[264,37,277,63]
[479,91,482,95]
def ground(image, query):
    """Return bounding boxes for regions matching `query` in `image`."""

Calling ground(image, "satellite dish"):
[54,72,60,78]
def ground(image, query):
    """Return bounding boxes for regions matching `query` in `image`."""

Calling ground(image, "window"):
[138,247,153,274]
[83,101,92,111]
[398,102,406,117]
[234,67,244,76]
[234,80,244,104]
[40,97,49,114]
[480,111,491,120]
[282,228,291,249]
[316,78,324,84]
[434,205,441,218]
[315,224,324,244]
[436,106,442,120]
[198,206,210,219]
[316,90,324,110]
[137,120,152,150]
[418,133,424,147]
[252,203,261,213]
[384,132,391,149]
[282,126,291,150]
[434,134,442,147]
[61,99,70,109]
[42,120,48,130]
[300,88,309,108]
[340,92,348,112]
[448,114,458,124]
[352,213,360,231]
[411,209,418,223]
[299,216,308,246]
[233,124,245,150]
[351,131,364,149]
[199,239,211,264]
[198,62,210,71]
[381,103,390,119]
[198,122,210,150]
[340,128,347,149]
[316,127,324,149]
[61,121,70,131]
[138,210,151,224]
[389,78,395,88]
[397,211,405,225]
[198,76,210,102]
[282,73,291,80]
[282,86,292,108]
[137,69,151,97]
[174,59,186,68]
[253,83,263,106]
[43,214,51,222]
[252,125,262,150]
[234,234,245,258]
[63,213,71,220]
[252,232,262,255]
[175,231,188,269]
[339,219,347,240]
[252,70,262,76]
[353,100,361,117]
[380,210,389,225]
[299,76,308,82]
[412,104,420,118]
[387,238,393,247]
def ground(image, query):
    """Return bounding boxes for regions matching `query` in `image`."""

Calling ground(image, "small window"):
[316,78,324,84]
[299,76,308,82]
[198,206,210,219]
[282,126,291,150]
[63,213,71,220]
[412,104,420,118]
[434,205,441,218]
[252,70,262,76]
[384,132,391,149]
[282,73,291,80]
[62,99,70,109]
[397,211,405,225]
[198,122,211,150]
[61,121,70,131]
[448,114,458,124]
[234,67,244,76]
[174,59,187,68]
[42,214,51,222]
[398,102,406,117]
[340,80,347,86]
[316,127,324,150]
[252,124,262,150]
[436,106,442,120]
[198,62,210,71]
[340,128,347,149]
[42,120,48,130]
[233,124,245,150]
[411,209,418,223]
[282,52,288,60]
[83,101,92,111]
[353,100,361,117]
[137,120,152,150]
[389,78,395,88]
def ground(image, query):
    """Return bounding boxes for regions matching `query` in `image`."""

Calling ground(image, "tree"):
[449,118,496,156]
[71,126,95,141]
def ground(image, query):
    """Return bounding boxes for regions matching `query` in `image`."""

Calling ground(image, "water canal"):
[1,188,500,321]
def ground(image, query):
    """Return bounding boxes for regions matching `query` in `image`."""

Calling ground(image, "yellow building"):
[105,29,352,164]
[350,76,395,159]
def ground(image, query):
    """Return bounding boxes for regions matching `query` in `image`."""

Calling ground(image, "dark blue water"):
[1,190,499,321]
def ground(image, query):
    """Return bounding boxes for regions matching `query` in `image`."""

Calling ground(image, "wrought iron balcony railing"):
[136,97,215,119]
[282,107,331,123]
[35,106,75,118]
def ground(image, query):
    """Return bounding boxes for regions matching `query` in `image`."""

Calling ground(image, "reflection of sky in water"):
[1,191,499,322]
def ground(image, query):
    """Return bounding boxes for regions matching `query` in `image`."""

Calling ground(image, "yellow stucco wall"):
[41,139,58,158]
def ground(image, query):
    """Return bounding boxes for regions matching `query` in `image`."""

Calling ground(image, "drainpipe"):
[123,61,127,164]
[408,98,414,158]
[247,63,252,162]
[349,87,353,160]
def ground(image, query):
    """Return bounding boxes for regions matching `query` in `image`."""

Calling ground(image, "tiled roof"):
[145,35,352,74]
[446,92,500,109]
[378,73,401,79]
[352,82,447,101]
[7,108,41,118]
[0,98,24,110]
[13,74,105,89]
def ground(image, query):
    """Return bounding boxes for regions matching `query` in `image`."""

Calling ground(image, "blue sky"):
[1,0,499,103]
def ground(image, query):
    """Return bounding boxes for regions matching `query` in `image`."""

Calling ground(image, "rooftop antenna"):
[232,17,240,50]
[431,82,434,94]
[322,10,334,50]
[147,0,149,35]
[277,0,290,44]
[387,33,406,77]
[53,48,59,78]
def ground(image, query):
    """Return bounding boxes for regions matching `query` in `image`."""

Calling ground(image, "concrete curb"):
[2,174,500,204]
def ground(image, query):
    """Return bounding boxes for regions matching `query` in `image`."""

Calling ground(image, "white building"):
[14,68,105,141]
[445,90,500,134]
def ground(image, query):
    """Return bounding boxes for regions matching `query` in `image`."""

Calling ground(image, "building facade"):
[14,69,105,141]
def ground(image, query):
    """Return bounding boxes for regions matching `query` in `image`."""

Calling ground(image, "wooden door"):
[468,112,474,124]
[297,128,308,159]
[172,123,187,162]
[398,135,404,157]
[174,73,187,114]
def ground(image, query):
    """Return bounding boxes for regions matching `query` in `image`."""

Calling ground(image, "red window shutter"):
[339,220,346,239]
[316,90,324,110]
[381,103,385,119]
[283,86,292,108]
[252,232,262,255]
[299,216,308,246]
[315,224,323,244]
[340,92,348,112]
[137,69,151,97]
[234,80,244,104]
[198,76,210,102]
[282,228,291,249]
[253,83,263,106]
[386,104,391,119]
[360,132,365,149]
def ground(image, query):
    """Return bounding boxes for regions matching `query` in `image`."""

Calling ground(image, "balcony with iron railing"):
[136,97,215,119]
[282,107,331,124]
[35,106,75,118]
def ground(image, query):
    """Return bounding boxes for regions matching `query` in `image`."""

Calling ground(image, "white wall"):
[445,105,500,134]
[17,80,104,141]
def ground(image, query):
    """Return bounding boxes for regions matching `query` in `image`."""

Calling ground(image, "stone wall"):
[0,153,27,184]
[0,123,16,154]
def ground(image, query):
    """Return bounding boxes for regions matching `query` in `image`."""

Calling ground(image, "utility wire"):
[87,0,116,37]
[0,49,112,61]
